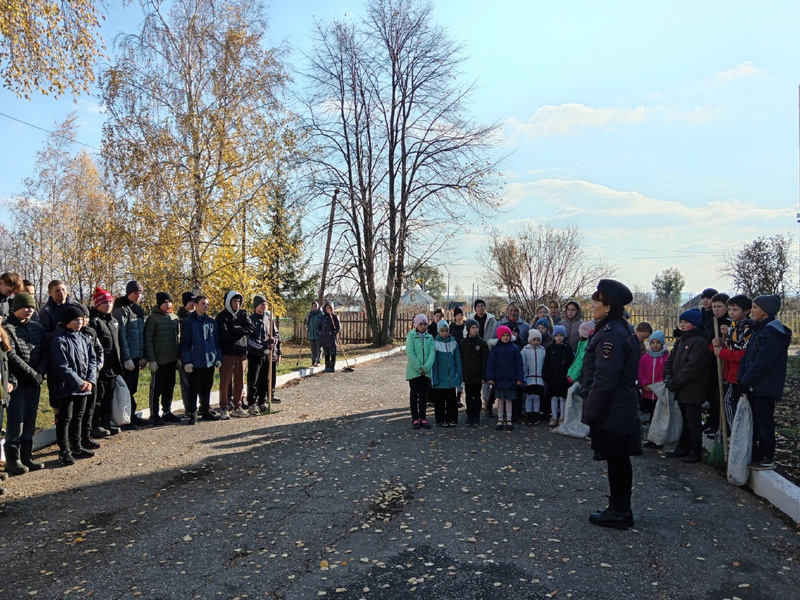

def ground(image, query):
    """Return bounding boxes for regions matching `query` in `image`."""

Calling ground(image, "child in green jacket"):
[567,320,595,386]
[406,314,435,430]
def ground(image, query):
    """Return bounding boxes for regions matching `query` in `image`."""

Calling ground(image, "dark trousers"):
[4,382,41,446]
[706,373,720,430]
[723,383,741,432]
[464,382,482,420]
[81,384,98,437]
[309,339,321,364]
[56,395,88,451]
[432,387,458,424]
[607,455,633,499]
[323,346,337,370]
[179,366,191,413]
[149,361,177,417]
[677,402,703,452]
[122,366,140,415]
[247,354,270,405]
[750,395,776,461]
[408,376,429,421]
[187,367,215,414]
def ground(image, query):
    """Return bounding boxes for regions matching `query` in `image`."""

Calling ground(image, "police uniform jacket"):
[581,315,639,432]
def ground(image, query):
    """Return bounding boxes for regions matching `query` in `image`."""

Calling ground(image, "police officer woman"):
[581,279,641,530]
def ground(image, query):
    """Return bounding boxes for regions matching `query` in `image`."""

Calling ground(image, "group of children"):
[405,290,790,473]
[405,299,597,432]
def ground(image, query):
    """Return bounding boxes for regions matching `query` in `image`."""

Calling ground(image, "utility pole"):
[319,189,339,305]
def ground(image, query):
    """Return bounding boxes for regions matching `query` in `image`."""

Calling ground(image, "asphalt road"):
[1,353,798,599]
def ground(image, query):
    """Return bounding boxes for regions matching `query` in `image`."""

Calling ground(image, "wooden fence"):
[288,309,800,345]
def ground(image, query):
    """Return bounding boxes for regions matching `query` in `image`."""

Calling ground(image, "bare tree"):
[723,234,793,298]
[299,0,501,345]
[488,223,615,319]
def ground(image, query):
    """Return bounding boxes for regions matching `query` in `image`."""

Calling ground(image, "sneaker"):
[230,407,250,418]
[248,404,260,416]
[495,421,504,431]
[748,459,775,471]
[59,451,75,466]
[218,408,230,420]
[71,446,95,459]
[548,417,558,427]
[200,410,220,421]
[257,403,269,414]
[188,412,197,425]
[271,398,282,404]
[420,420,431,430]
[91,426,110,439]
[506,422,514,431]
[151,416,166,427]
[162,412,182,423]
[412,420,421,430]
[82,439,101,450]
[131,415,150,427]
[450,421,458,428]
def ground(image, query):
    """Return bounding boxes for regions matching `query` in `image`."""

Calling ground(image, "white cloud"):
[714,60,760,82]
[506,103,724,138]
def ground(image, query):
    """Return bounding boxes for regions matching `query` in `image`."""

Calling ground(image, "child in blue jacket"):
[487,325,524,431]
[431,320,462,427]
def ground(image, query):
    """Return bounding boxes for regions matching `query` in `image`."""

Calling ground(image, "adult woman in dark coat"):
[581,279,641,530]
[318,302,341,373]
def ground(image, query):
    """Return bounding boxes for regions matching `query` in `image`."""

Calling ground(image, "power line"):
[0,111,101,151]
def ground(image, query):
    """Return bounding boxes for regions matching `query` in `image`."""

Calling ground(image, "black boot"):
[70,433,95,459]
[682,449,701,464]
[665,446,688,458]
[20,441,45,471]
[589,496,630,530]
[622,493,635,527]
[3,444,29,476]
[81,430,101,450]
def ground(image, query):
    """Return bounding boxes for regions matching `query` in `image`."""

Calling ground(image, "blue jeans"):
[4,382,41,446]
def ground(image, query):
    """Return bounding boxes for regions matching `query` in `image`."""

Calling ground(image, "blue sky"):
[1,0,799,300]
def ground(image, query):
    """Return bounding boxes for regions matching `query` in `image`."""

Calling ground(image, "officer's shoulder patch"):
[601,341,614,358]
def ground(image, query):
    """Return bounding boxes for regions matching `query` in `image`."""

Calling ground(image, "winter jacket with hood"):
[431,334,463,389]
[581,316,639,432]
[717,317,754,384]
[486,339,524,391]
[180,311,222,368]
[459,334,488,384]
[663,327,712,405]
[567,338,589,384]
[145,305,180,364]
[88,307,123,378]
[112,295,146,362]
[4,312,48,385]
[521,344,546,387]
[561,301,583,352]
[319,303,341,347]
[248,311,281,359]
[405,329,435,381]
[49,323,98,399]
[304,306,323,341]
[737,316,792,401]
[638,350,669,401]
[216,291,255,357]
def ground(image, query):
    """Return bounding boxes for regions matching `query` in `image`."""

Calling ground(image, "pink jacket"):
[638,351,669,400]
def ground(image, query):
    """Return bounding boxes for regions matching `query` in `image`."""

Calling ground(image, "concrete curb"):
[701,435,800,523]
[27,345,406,453]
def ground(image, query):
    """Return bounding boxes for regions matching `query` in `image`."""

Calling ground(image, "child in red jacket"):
[712,294,753,430]
[638,330,668,420]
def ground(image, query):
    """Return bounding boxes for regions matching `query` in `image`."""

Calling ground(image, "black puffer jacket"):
[4,313,48,385]
[49,324,98,399]
[459,335,488,384]
[216,292,254,356]
[582,316,639,432]
[1,345,18,406]
[88,308,123,379]
[543,342,574,398]
[664,328,712,405]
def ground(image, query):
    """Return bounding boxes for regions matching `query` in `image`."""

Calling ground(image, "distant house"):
[446,300,469,313]
[399,288,436,312]
[680,294,702,311]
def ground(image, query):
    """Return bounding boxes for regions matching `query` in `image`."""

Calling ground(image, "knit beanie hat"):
[535,318,550,330]
[578,320,595,338]
[62,305,84,324]
[454,306,464,317]
[553,324,567,337]
[182,291,196,307]
[412,314,428,327]
[465,318,478,333]
[650,330,666,345]
[701,287,718,299]
[93,287,114,307]
[495,325,512,339]
[679,308,703,328]
[156,292,173,307]
[474,298,486,309]
[126,280,143,295]
[753,294,781,317]
[253,294,267,309]
[77,303,89,317]
[437,319,450,332]
[528,328,542,342]
[11,292,36,311]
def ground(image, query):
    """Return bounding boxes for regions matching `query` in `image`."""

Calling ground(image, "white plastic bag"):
[727,393,753,486]
[554,382,590,439]
[112,375,132,426]
[646,382,682,446]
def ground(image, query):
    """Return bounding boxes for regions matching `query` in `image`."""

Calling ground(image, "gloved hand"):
[33,373,45,385]
[149,361,158,373]
[664,377,676,391]
[214,360,222,368]
[184,363,194,373]
[124,359,136,371]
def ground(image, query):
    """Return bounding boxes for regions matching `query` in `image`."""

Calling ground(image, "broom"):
[262,302,282,415]
[708,315,728,470]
